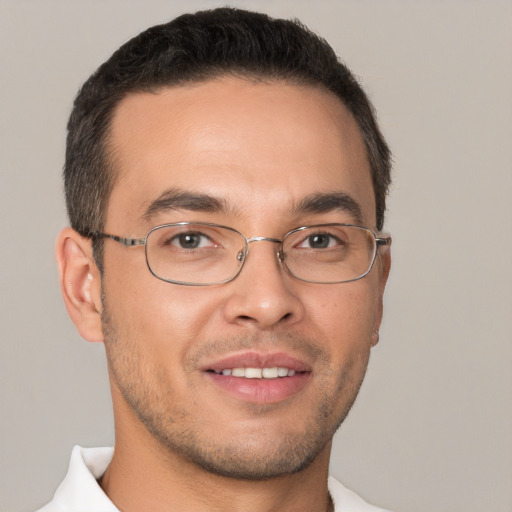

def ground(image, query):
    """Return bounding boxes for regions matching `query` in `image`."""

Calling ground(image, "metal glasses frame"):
[92,222,391,286]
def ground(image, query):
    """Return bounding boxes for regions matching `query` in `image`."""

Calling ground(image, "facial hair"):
[101,296,371,481]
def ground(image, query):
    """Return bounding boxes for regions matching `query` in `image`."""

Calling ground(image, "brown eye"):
[298,232,341,249]
[308,233,330,248]
[169,232,213,249]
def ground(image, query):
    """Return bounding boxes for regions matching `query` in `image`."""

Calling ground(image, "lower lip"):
[205,372,311,403]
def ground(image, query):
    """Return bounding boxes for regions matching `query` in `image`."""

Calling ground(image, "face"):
[99,77,390,479]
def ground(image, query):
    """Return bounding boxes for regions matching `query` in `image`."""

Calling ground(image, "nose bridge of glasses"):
[243,236,285,263]
[246,236,282,245]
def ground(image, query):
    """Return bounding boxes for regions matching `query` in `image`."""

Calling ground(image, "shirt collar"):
[49,445,117,511]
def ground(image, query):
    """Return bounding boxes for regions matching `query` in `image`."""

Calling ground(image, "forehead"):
[106,77,375,230]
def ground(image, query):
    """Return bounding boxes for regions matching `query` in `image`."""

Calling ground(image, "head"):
[57,7,392,482]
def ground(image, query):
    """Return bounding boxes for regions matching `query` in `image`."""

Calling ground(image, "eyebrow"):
[142,188,227,222]
[142,188,364,225]
[293,192,364,224]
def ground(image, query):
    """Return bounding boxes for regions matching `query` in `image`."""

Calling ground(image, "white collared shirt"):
[36,446,390,512]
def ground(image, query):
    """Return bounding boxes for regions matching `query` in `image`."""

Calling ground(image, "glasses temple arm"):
[93,233,146,247]
[376,236,392,247]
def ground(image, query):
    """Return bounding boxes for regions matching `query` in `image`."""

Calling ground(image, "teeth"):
[277,367,289,377]
[218,367,296,379]
[245,368,262,379]
[262,367,278,379]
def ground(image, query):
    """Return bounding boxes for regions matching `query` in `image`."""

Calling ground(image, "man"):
[41,7,392,512]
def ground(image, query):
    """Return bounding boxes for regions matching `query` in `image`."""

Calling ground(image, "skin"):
[56,77,391,512]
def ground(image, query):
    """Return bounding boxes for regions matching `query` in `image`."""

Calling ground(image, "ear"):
[56,227,104,342]
[370,241,391,347]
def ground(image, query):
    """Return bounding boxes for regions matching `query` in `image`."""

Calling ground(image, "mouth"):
[209,367,297,378]
[202,352,312,404]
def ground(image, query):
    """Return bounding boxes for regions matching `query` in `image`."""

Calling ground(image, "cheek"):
[305,282,380,353]
[101,275,223,408]
[103,261,222,357]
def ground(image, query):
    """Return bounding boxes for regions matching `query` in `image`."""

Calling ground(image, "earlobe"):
[55,227,104,343]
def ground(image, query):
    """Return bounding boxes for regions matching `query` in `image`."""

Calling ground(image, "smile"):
[203,352,311,403]
[212,367,297,378]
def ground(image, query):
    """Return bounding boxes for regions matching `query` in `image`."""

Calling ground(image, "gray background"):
[1,1,511,511]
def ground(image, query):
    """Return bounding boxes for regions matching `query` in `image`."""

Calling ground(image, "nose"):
[222,238,305,329]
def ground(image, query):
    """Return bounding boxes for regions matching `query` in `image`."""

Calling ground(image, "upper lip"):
[201,351,312,373]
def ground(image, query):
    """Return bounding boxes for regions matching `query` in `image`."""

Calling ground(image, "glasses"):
[92,222,390,286]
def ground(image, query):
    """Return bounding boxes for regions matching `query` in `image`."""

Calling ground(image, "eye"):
[297,232,343,249]
[169,231,215,250]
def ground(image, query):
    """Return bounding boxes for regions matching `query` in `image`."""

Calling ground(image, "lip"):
[201,351,312,404]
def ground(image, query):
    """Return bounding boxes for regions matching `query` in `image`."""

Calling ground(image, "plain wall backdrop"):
[1,1,511,511]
